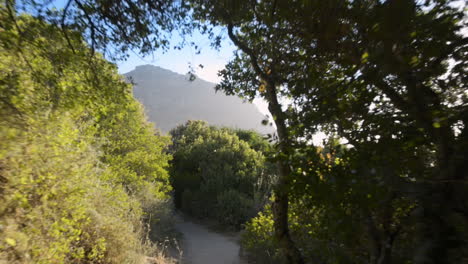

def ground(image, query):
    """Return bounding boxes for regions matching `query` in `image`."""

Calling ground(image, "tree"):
[7,0,192,59]
[189,0,468,263]
[241,137,419,263]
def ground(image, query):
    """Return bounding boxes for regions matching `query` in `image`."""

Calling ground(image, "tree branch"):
[60,0,76,54]
[75,0,96,55]
[227,23,268,81]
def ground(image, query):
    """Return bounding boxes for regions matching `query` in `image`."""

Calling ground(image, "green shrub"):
[180,189,211,218]
[216,189,254,228]
[0,117,142,263]
[240,206,286,264]
[0,12,174,264]
[170,121,274,229]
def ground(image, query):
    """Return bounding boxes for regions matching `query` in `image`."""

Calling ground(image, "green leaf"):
[409,56,419,67]
[361,52,369,63]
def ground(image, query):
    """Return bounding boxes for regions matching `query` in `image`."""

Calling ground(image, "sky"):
[116,30,272,117]
[117,31,233,83]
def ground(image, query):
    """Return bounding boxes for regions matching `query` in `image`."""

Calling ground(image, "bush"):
[0,13,175,264]
[180,189,211,219]
[240,206,286,264]
[216,190,254,228]
[141,195,178,244]
[170,121,274,229]
[0,117,142,263]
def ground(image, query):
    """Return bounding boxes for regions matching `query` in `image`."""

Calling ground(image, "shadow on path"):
[174,214,245,264]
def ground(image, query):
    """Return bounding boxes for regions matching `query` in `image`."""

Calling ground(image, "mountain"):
[124,65,273,134]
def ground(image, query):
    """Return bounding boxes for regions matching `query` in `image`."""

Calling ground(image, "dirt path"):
[174,215,245,264]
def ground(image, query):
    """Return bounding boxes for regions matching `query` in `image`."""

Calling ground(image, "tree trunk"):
[227,23,305,264]
[265,80,305,264]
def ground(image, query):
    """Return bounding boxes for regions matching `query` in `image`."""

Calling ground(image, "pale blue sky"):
[116,30,272,117]
[117,30,234,84]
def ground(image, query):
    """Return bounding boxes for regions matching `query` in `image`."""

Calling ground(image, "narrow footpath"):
[174,215,245,264]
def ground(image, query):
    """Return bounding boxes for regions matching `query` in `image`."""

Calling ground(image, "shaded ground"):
[174,214,245,264]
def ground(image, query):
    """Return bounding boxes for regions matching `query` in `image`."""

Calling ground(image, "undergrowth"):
[0,9,176,264]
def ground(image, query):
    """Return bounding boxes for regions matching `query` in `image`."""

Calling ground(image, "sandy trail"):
[174,215,244,264]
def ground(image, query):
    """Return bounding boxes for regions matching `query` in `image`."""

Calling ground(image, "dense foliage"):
[9,0,192,59]
[188,0,468,263]
[169,121,274,228]
[0,10,174,264]
[241,142,418,263]
[2,0,467,263]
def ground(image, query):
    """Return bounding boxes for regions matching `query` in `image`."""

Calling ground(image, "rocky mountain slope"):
[125,65,272,134]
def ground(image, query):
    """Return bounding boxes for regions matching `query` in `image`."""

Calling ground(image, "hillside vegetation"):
[0,13,174,264]
[169,121,275,229]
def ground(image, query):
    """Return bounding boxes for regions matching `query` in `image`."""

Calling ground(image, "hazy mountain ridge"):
[125,65,272,134]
